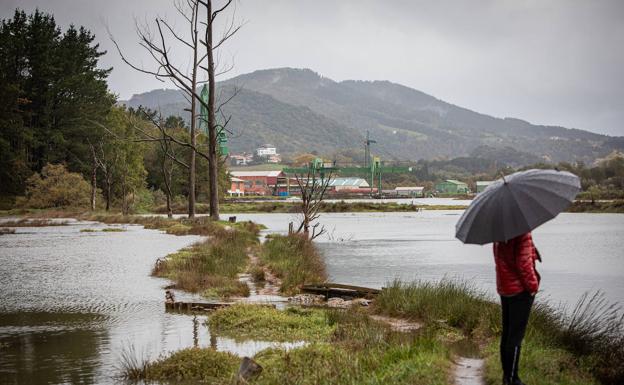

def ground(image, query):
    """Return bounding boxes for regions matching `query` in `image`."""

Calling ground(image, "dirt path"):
[453,357,484,385]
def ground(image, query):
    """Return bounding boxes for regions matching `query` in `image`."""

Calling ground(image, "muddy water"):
[0,221,295,385]
[232,211,624,307]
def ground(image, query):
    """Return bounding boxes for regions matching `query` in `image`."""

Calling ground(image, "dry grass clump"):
[0,218,68,227]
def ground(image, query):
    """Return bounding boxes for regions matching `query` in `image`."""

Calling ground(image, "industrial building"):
[476,181,495,193]
[393,186,425,197]
[435,179,470,194]
[229,170,287,196]
[227,177,245,196]
[328,177,370,192]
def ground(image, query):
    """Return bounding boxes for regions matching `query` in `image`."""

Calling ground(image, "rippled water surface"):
[0,221,296,385]
[234,211,624,307]
[1,210,623,384]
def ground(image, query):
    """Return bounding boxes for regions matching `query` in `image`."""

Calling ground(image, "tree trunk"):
[188,17,199,219]
[105,177,111,211]
[206,0,219,221]
[90,155,97,211]
[163,158,174,219]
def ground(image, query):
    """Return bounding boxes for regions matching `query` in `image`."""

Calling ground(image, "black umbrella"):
[455,169,581,245]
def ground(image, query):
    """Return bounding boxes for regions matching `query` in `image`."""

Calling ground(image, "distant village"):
[227,144,494,198]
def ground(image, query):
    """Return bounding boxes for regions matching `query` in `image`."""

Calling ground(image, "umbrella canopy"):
[455,169,581,245]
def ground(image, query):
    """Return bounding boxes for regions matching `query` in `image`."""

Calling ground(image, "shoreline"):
[2,212,622,384]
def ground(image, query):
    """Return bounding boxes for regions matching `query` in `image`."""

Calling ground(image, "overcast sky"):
[2,0,623,136]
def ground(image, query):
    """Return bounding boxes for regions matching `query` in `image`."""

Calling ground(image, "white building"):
[256,144,277,157]
[328,177,370,191]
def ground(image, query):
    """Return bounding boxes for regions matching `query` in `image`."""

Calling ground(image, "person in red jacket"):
[494,232,541,385]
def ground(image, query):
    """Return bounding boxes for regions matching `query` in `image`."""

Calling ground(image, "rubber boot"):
[511,345,526,385]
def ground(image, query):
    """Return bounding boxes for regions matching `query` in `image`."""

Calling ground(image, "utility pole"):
[364,131,376,168]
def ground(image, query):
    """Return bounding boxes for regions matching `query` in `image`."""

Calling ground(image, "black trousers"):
[500,291,534,383]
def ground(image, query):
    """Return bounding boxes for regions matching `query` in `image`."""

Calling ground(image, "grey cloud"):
[1,0,622,135]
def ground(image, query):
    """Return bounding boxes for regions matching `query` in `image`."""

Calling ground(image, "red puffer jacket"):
[493,232,540,296]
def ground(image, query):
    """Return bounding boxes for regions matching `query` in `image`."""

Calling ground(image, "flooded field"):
[234,211,624,307]
[1,210,623,384]
[0,221,295,385]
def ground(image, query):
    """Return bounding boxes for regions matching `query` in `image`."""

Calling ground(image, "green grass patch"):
[101,227,125,232]
[376,280,624,385]
[375,279,499,338]
[208,304,335,342]
[260,234,327,295]
[80,228,97,232]
[136,347,239,384]
[483,339,598,385]
[143,307,451,385]
[153,223,260,299]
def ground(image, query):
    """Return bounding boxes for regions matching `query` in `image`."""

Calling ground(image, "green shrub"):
[21,163,92,209]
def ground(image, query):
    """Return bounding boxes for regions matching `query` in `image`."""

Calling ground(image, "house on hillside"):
[230,153,253,166]
[256,144,277,157]
[229,170,287,196]
[476,181,495,193]
[435,180,470,194]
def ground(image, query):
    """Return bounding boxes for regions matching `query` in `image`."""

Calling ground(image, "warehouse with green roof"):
[435,179,470,194]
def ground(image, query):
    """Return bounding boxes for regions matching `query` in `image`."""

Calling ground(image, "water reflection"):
[0,312,105,385]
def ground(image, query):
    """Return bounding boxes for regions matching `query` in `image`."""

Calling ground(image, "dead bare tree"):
[110,0,242,220]
[294,169,333,240]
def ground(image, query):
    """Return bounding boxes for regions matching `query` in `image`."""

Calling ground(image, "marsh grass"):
[122,347,239,384]
[378,279,624,385]
[101,227,125,232]
[0,218,68,227]
[261,234,327,294]
[251,309,450,385]
[145,306,450,385]
[153,224,259,298]
[375,279,499,338]
[208,304,334,342]
[117,345,150,381]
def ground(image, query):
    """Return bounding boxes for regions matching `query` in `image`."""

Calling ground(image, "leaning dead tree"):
[294,169,334,240]
[111,0,242,220]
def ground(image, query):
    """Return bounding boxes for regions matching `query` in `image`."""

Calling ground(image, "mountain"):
[123,68,623,164]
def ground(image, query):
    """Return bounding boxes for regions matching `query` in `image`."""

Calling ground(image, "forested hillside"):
[125,68,623,163]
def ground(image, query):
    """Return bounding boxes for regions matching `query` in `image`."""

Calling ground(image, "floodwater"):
[1,209,623,384]
[0,221,298,385]
[233,211,624,308]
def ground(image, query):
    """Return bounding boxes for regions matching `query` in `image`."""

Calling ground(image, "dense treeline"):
[0,9,112,195]
[0,9,226,213]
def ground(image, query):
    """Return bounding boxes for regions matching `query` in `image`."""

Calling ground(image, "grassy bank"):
[568,200,624,213]
[149,200,467,214]
[375,280,624,385]
[135,305,451,385]
[260,234,327,295]
[152,221,261,299]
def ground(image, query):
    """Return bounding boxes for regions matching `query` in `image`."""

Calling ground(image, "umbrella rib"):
[505,186,531,240]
